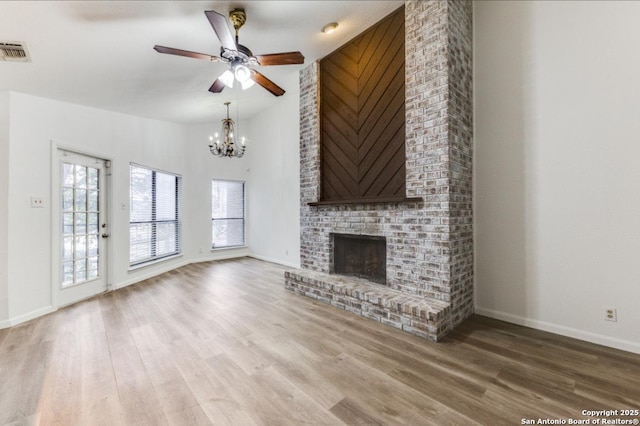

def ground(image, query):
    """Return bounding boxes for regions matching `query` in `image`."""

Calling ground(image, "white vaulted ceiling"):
[0,1,404,124]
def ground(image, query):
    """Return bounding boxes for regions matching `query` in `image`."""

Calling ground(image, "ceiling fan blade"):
[209,78,226,93]
[255,51,305,66]
[204,10,236,51]
[153,45,221,62]
[251,70,285,96]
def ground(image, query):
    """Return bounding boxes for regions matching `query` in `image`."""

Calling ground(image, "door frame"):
[50,140,113,308]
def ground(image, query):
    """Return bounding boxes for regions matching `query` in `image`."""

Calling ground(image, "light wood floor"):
[1,258,639,425]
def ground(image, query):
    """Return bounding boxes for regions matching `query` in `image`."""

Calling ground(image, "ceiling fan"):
[153,9,304,97]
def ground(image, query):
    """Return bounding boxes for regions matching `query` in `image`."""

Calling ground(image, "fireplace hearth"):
[333,234,386,284]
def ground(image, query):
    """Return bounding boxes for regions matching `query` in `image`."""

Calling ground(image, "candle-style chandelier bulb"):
[208,102,246,158]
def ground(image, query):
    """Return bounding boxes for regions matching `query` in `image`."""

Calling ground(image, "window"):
[212,180,245,248]
[129,164,182,266]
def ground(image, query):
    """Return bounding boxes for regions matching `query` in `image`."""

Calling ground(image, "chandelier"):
[209,102,246,158]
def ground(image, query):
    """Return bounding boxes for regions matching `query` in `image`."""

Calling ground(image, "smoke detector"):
[0,42,31,62]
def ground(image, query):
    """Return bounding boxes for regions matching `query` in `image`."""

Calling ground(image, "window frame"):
[129,163,182,267]
[211,179,246,249]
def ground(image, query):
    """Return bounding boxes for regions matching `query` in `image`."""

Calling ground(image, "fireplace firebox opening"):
[332,234,386,285]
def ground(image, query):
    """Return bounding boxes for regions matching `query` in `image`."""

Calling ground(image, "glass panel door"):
[54,150,108,307]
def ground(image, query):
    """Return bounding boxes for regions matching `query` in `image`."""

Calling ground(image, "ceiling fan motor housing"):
[220,43,253,62]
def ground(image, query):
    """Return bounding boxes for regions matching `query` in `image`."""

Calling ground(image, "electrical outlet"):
[605,307,617,322]
[31,197,44,208]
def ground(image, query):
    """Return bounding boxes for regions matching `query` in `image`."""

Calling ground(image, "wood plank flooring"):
[1,257,639,425]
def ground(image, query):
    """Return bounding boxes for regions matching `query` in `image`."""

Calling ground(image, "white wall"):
[3,92,249,325]
[474,1,640,353]
[7,92,189,322]
[1,86,301,327]
[185,122,251,262]
[0,92,9,325]
[246,72,301,268]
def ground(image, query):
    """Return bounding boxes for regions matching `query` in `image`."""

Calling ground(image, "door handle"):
[101,233,109,238]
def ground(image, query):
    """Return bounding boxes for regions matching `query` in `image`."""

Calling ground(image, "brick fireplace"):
[285,0,473,341]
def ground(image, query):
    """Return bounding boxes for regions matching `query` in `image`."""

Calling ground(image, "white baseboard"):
[475,306,640,355]
[115,258,191,290]
[115,250,255,290]
[248,253,300,269]
[2,306,57,329]
[2,254,274,330]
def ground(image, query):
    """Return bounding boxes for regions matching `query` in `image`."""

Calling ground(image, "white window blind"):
[130,164,182,266]
[212,180,245,248]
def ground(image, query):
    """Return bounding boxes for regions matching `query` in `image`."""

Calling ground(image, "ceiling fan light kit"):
[233,64,252,83]
[219,70,235,88]
[153,8,304,97]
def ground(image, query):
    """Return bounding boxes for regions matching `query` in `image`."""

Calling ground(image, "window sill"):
[211,245,248,252]
[128,253,183,272]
